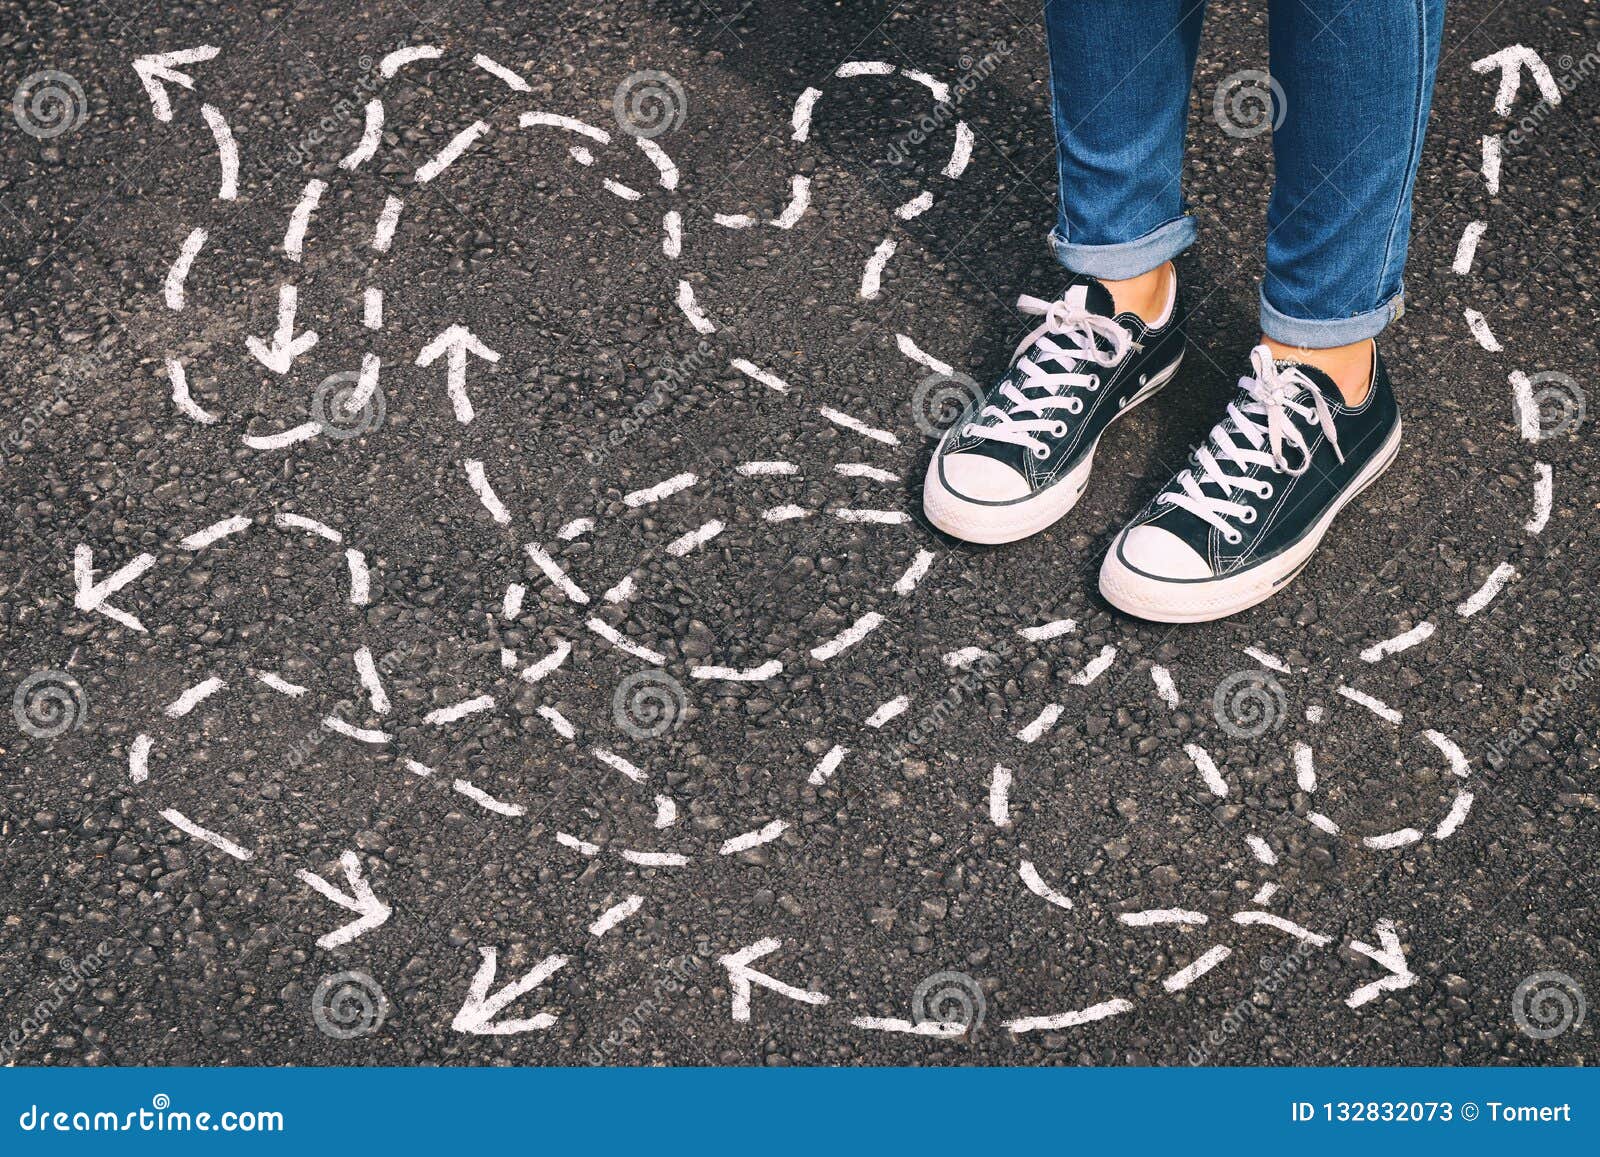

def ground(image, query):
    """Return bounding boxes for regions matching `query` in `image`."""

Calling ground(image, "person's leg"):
[922,2,1204,544]
[1046,0,1208,321]
[1260,0,1446,402]
[1100,0,1445,622]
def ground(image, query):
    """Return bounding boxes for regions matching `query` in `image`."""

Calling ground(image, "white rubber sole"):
[1099,415,1403,623]
[922,353,1184,545]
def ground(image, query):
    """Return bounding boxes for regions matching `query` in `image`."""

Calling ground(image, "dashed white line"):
[1163,945,1232,993]
[1359,620,1436,662]
[1018,619,1075,642]
[179,515,250,550]
[1017,860,1072,910]
[526,543,590,605]
[624,473,698,507]
[865,696,909,727]
[819,406,899,446]
[810,612,885,662]
[1456,562,1516,617]
[160,809,252,861]
[720,820,789,855]
[1184,743,1228,797]
[424,695,496,726]
[164,677,224,718]
[283,178,326,262]
[453,779,526,817]
[164,228,207,310]
[729,359,792,394]
[589,895,644,937]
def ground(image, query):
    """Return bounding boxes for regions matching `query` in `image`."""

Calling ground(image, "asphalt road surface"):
[1,0,1596,1066]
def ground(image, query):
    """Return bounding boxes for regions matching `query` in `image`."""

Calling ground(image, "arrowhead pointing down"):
[451,948,567,1035]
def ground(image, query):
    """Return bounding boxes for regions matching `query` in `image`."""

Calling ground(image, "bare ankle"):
[1261,336,1374,405]
[1100,262,1174,326]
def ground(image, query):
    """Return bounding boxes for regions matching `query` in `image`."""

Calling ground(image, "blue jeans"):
[1045,0,1444,347]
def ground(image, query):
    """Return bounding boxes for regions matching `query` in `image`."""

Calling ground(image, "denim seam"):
[1374,0,1428,308]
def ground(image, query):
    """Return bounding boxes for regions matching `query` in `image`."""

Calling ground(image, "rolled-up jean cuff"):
[1258,284,1405,347]
[1048,215,1196,281]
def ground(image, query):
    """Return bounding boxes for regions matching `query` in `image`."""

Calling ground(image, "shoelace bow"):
[963,289,1136,458]
[1159,344,1345,543]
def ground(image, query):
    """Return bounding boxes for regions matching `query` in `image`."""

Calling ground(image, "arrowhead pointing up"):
[246,285,319,375]
[1345,918,1416,1009]
[296,851,391,950]
[451,948,567,1035]
[133,45,221,122]
[717,937,830,1022]
[416,325,500,424]
[73,544,156,633]
[1471,45,1562,116]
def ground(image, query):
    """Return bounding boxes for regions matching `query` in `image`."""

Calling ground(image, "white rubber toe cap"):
[1119,525,1213,580]
[937,452,1031,503]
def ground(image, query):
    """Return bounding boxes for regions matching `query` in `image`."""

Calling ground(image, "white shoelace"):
[1159,344,1345,544]
[963,286,1136,459]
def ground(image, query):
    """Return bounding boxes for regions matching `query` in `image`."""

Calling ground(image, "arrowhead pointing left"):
[74,544,156,632]
[451,948,567,1035]
[1345,918,1416,1009]
[717,937,830,1023]
[296,851,391,950]
[133,46,221,122]
[1471,45,1561,116]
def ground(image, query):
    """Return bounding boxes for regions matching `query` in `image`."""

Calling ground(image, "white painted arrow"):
[132,45,221,122]
[717,937,830,1022]
[246,285,319,374]
[295,851,391,950]
[1345,918,1416,1009]
[73,544,156,633]
[451,948,568,1035]
[416,325,500,424]
[1471,45,1561,116]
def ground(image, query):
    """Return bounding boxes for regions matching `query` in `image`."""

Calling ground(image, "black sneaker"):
[922,273,1185,544]
[1100,342,1402,622]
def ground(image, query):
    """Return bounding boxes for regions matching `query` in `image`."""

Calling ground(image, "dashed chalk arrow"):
[1471,45,1561,116]
[246,285,319,374]
[73,544,156,633]
[295,851,391,950]
[416,325,500,424]
[717,937,830,1022]
[1345,918,1416,1009]
[132,45,220,122]
[451,948,568,1035]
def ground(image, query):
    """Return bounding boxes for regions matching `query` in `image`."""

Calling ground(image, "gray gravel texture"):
[0,0,1595,1066]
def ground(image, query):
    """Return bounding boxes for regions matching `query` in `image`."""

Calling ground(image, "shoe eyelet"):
[1032,446,1049,461]
[1067,398,1084,415]
[1239,508,1257,524]
[1224,532,1243,545]
[1088,374,1101,391]
[1050,421,1069,438]
[1259,483,1274,499]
